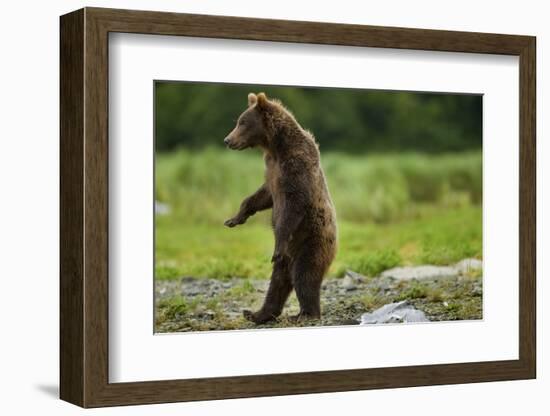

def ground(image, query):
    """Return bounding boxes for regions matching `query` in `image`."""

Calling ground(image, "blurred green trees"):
[155,82,482,154]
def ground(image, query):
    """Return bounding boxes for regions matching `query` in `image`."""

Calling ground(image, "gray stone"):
[455,258,483,274]
[472,283,483,296]
[341,275,357,291]
[203,310,216,319]
[381,265,458,281]
[359,301,429,324]
[345,270,366,282]
[226,312,242,320]
[182,286,201,296]
[365,276,393,292]
[155,200,171,215]
[253,280,269,292]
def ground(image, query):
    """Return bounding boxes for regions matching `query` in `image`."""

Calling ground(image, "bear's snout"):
[224,135,238,149]
[224,135,246,150]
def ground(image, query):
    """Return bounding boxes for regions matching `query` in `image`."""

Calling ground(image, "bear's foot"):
[243,309,277,324]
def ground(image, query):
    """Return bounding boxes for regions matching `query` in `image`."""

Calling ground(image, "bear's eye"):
[239,119,246,126]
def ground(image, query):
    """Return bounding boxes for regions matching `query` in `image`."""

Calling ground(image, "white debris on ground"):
[155,200,171,215]
[381,265,458,280]
[454,258,483,274]
[359,300,429,325]
[380,258,482,281]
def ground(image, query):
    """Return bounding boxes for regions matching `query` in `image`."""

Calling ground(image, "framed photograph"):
[60,7,536,408]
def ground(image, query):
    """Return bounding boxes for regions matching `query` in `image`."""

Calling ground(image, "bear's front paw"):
[224,216,244,228]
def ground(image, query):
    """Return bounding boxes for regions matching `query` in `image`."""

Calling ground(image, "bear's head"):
[223,92,271,151]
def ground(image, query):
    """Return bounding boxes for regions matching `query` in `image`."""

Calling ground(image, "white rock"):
[341,275,357,290]
[454,258,483,274]
[360,301,429,325]
[381,265,458,280]
[155,200,171,215]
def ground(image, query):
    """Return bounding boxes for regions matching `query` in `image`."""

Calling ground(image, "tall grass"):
[156,148,482,224]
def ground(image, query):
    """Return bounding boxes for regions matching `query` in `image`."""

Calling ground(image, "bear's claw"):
[224,217,243,227]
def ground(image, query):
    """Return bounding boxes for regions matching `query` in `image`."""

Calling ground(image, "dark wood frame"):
[60,7,536,408]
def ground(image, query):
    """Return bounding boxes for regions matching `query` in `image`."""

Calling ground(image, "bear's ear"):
[247,93,257,107]
[256,92,269,110]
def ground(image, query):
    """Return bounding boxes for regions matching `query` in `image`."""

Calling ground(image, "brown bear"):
[223,92,337,324]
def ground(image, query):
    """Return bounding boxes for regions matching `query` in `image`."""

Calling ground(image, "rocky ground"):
[155,259,482,333]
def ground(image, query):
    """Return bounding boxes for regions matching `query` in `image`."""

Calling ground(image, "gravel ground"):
[155,259,482,333]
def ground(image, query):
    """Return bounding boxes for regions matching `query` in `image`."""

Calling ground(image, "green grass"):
[155,148,482,280]
[336,249,401,277]
[155,220,274,279]
[155,296,190,324]
[227,280,256,297]
[156,205,482,280]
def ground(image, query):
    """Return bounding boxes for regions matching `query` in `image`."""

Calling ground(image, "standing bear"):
[223,92,337,324]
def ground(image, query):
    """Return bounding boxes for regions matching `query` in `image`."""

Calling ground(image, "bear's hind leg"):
[291,252,326,321]
[243,258,292,324]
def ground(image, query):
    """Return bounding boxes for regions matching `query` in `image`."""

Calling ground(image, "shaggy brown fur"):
[223,92,338,324]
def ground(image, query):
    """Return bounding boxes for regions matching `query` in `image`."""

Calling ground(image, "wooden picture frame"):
[60,7,536,408]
